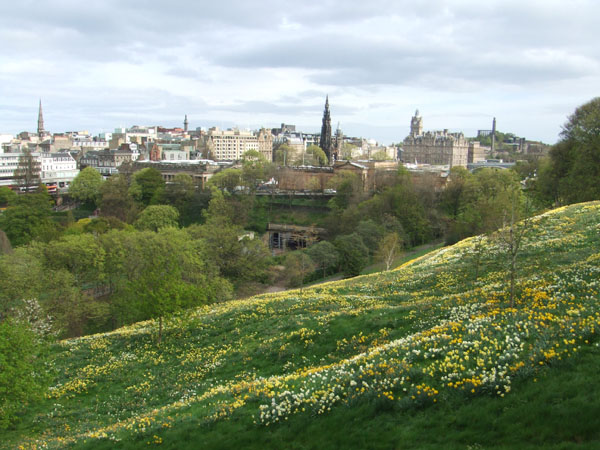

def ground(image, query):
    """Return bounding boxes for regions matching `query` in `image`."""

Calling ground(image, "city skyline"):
[1,0,599,144]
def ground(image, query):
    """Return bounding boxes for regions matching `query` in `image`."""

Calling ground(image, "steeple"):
[37,99,45,137]
[320,96,332,163]
[184,114,189,132]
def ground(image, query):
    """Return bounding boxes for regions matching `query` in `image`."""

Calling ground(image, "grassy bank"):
[7,201,600,449]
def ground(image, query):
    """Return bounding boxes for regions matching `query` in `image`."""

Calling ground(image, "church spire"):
[37,99,45,137]
[320,96,332,163]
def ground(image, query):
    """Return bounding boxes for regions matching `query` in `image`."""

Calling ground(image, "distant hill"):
[8,202,600,449]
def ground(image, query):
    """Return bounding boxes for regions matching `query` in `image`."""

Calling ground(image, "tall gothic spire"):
[320,96,332,163]
[37,99,45,137]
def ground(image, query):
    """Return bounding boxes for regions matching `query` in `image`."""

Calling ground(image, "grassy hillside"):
[8,202,600,449]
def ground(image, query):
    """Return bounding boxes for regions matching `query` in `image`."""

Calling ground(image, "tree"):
[307,240,339,278]
[274,143,294,166]
[13,149,41,192]
[241,149,264,162]
[0,319,47,429]
[0,192,57,246]
[113,229,231,344]
[183,189,272,288]
[357,169,431,246]
[163,173,195,211]
[69,167,104,208]
[451,168,523,241]
[99,174,138,223]
[284,251,315,288]
[355,219,384,256]
[0,187,16,206]
[334,233,369,276]
[135,205,180,231]
[129,168,165,206]
[439,166,470,219]
[340,142,357,160]
[328,171,362,210]
[376,232,403,271]
[539,97,600,204]
[494,191,531,307]
[42,234,105,287]
[371,149,392,161]
[0,247,44,321]
[300,145,328,166]
[208,168,242,192]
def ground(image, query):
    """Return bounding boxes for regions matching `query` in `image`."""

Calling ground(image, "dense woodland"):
[0,97,599,429]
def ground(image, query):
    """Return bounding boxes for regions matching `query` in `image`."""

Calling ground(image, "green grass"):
[361,240,446,275]
[5,201,600,449]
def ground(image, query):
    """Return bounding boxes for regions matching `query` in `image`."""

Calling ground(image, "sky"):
[1,0,599,145]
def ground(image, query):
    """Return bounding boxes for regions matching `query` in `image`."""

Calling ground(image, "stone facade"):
[256,128,273,161]
[402,110,471,167]
[205,127,274,161]
[132,160,224,189]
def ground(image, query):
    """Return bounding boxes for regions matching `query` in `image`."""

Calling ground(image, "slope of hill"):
[8,202,600,449]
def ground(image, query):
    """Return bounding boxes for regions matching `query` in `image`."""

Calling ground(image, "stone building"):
[132,160,225,189]
[256,128,273,161]
[402,110,484,167]
[204,127,273,161]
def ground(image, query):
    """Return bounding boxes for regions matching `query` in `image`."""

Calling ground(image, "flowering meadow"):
[8,201,600,449]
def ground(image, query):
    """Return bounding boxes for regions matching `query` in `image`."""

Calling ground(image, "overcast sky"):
[1,0,598,145]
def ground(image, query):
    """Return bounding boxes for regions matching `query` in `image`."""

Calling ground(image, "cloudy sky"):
[1,0,598,144]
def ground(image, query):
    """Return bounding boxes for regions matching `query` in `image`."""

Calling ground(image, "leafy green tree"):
[284,251,315,288]
[241,156,274,193]
[42,234,105,287]
[538,97,600,204]
[208,168,242,192]
[334,233,369,276]
[83,216,129,234]
[113,229,232,343]
[163,173,195,213]
[0,247,44,320]
[69,167,104,208]
[340,142,357,160]
[358,170,431,246]
[41,269,108,338]
[180,189,212,226]
[297,145,328,166]
[454,168,523,239]
[0,319,47,429]
[371,149,392,161]
[307,240,339,278]
[241,149,264,162]
[185,189,272,287]
[328,171,362,210]
[0,187,17,206]
[99,174,138,223]
[0,192,57,246]
[135,205,180,231]
[439,166,470,219]
[129,168,165,206]
[355,219,384,256]
[274,143,294,166]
